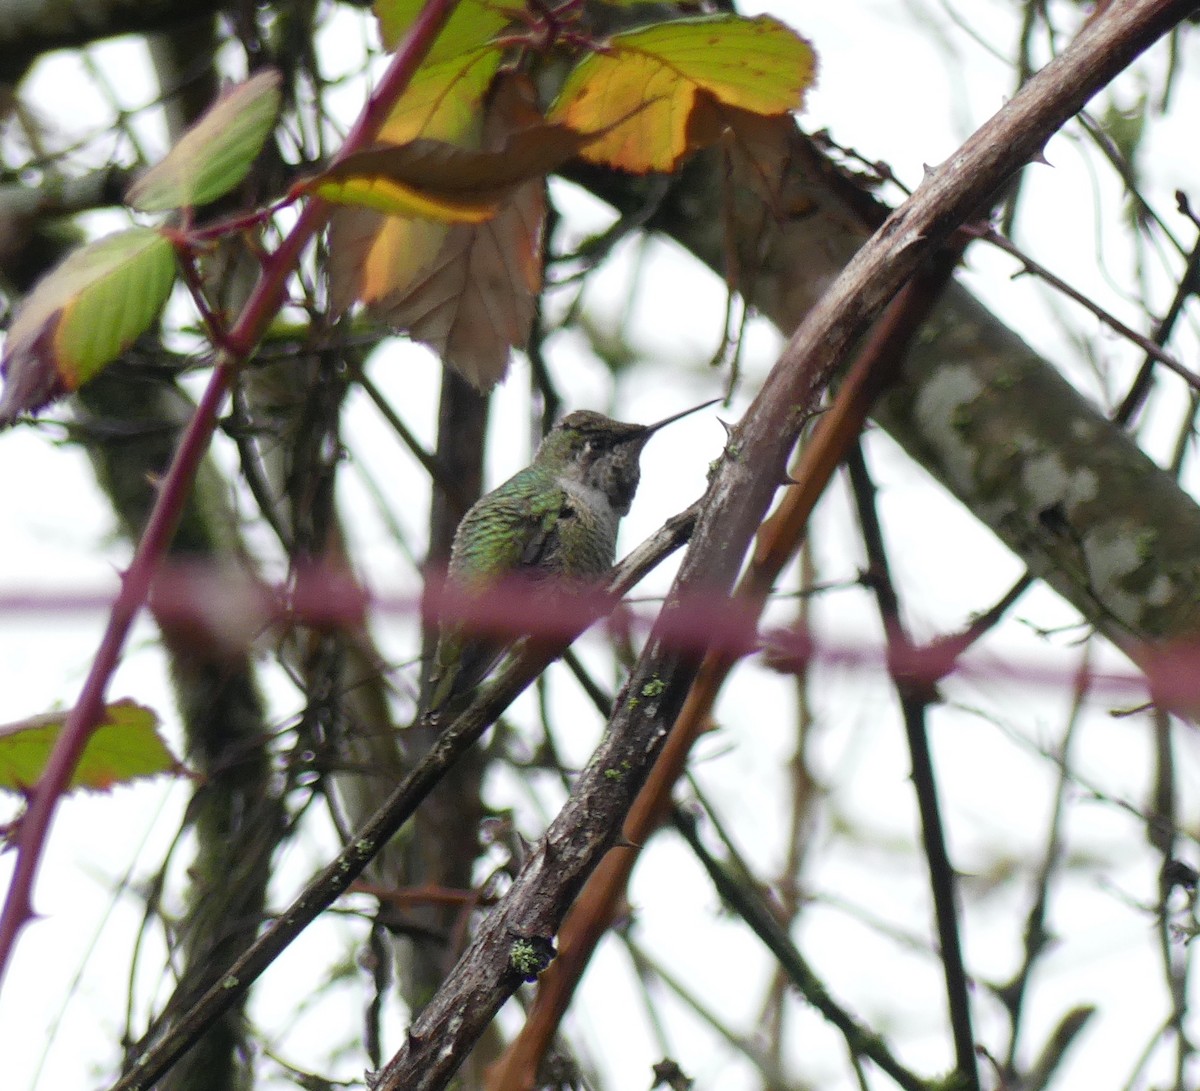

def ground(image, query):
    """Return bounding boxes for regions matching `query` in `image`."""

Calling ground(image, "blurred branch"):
[0,0,223,79]
[1078,109,1184,257]
[1115,203,1200,425]
[761,538,819,1068]
[1023,1006,1097,1091]
[996,650,1088,1083]
[845,443,978,1091]
[624,935,801,1091]
[671,807,928,1091]
[0,166,132,218]
[402,370,490,1029]
[1148,703,1196,1090]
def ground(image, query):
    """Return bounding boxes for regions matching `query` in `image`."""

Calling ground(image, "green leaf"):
[55,234,178,385]
[324,46,504,222]
[374,0,510,63]
[0,700,178,794]
[126,69,282,211]
[0,227,176,422]
[550,14,816,173]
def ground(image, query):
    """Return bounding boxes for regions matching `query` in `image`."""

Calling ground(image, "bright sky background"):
[3,2,1200,1089]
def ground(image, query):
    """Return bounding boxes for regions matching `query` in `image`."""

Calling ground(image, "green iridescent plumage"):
[423,403,716,719]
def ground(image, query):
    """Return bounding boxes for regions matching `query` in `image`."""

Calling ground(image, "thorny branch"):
[105,503,701,1091]
[375,5,1198,1090]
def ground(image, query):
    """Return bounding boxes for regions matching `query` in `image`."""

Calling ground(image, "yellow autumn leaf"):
[374,0,510,62]
[550,14,816,173]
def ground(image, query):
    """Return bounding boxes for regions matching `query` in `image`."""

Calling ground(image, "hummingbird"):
[422,399,718,719]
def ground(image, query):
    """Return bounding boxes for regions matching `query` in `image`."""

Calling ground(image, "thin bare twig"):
[979,227,1200,397]
[846,443,979,1091]
[672,807,929,1091]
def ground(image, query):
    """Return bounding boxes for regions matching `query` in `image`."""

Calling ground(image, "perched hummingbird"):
[422,399,717,719]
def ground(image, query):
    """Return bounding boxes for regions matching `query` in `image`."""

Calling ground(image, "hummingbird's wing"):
[446,473,566,582]
[424,477,567,718]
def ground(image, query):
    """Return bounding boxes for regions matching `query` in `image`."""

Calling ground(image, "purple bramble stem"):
[0,0,463,990]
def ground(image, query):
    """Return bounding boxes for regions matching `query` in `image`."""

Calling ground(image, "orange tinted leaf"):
[327,72,546,389]
[0,228,176,423]
[377,179,545,389]
[374,74,547,389]
[0,700,178,794]
[126,70,282,212]
[328,207,449,314]
[550,14,816,173]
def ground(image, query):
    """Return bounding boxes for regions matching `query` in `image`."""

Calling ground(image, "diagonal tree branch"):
[104,503,702,1091]
[373,4,1197,1089]
[0,0,226,80]
[572,22,1200,683]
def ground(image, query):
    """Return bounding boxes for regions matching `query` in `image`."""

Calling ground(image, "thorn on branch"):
[651,1058,695,1090]
[1162,858,1199,895]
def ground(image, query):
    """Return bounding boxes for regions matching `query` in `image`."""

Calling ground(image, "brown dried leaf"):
[376,178,545,389]
[327,206,449,316]
[696,96,796,212]
[330,71,548,389]
[325,47,497,317]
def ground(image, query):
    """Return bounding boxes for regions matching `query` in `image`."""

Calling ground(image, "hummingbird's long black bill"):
[639,398,721,437]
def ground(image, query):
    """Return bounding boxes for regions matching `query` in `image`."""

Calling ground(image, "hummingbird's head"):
[539,411,652,515]
[537,400,719,516]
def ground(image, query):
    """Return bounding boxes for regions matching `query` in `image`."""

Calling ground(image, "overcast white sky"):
[4,2,1200,1089]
